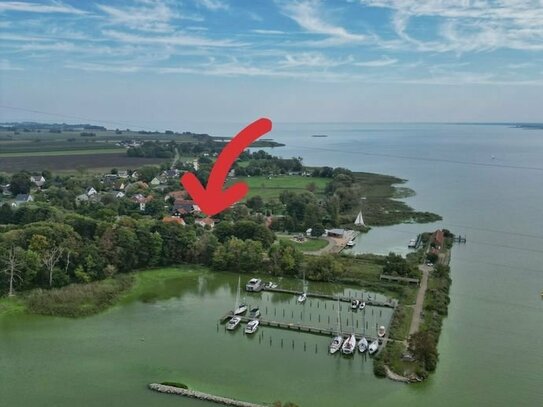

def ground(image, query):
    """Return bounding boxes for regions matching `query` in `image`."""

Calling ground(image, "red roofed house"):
[432,229,445,250]
[132,194,153,211]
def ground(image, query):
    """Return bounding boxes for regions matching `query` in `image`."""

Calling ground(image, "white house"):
[150,177,161,186]
[30,175,46,188]
[86,186,98,196]
[12,194,34,207]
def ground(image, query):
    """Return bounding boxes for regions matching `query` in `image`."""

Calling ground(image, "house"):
[162,169,180,178]
[75,193,89,204]
[12,194,33,207]
[165,190,187,202]
[195,217,215,228]
[150,177,161,186]
[131,171,139,180]
[173,199,200,215]
[30,175,46,188]
[132,194,153,211]
[192,159,199,171]
[117,170,129,179]
[432,230,445,250]
[327,228,345,238]
[113,191,125,199]
[86,186,98,196]
[162,216,186,226]
[228,169,235,178]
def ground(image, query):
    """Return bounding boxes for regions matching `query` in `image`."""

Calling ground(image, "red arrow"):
[180,118,272,216]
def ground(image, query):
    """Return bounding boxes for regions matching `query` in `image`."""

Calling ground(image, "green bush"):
[160,381,188,389]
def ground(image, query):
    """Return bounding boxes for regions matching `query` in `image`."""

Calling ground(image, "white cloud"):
[0,1,86,14]
[361,0,543,52]
[102,29,246,48]
[65,62,141,73]
[251,29,286,35]
[280,0,367,45]
[279,52,353,67]
[354,56,397,67]
[0,59,23,71]
[195,0,228,11]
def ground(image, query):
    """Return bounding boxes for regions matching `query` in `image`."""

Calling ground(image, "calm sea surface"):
[1,123,542,406]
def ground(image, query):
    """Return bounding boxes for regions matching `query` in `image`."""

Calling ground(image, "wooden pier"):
[261,286,397,308]
[219,312,392,343]
[379,274,420,285]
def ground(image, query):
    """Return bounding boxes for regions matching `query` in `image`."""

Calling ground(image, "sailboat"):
[234,276,247,315]
[358,336,368,353]
[341,312,356,355]
[354,210,365,227]
[329,298,344,354]
[368,339,379,355]
[297,271,307,303]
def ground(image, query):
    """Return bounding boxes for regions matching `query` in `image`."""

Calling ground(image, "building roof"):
[196,217,215,226]
[15,194,32,202]
[328,228,345,235]
[162,216,186,225]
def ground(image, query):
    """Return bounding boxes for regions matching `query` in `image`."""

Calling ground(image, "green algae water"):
[1,123,542,406]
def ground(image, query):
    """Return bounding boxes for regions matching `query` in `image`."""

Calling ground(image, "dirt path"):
[408,264,432,336]
[303,237,336,255]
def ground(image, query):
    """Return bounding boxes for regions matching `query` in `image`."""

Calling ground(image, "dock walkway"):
[149,384,266,407]
[262,286,397,308]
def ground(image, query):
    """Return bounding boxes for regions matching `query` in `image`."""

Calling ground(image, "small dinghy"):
[378,325,386,338]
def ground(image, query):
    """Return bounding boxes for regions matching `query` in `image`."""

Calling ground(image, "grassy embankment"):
[0,267,202,318]
[232,175,329,200]
[277,235,329,252]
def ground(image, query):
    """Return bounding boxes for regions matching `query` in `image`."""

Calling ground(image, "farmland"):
[0,153,167,173]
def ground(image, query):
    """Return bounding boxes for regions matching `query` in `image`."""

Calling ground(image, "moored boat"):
[358,301,366,310]
[351,299,360,309]
[234,303,247,315]
[226,316,241,331]
[358,336,368,353]
[378,325,386,338]
[297,292,307,303]
[346,239,355,248]
[329,335,344,354]
[233,276,247,315]
[248,306,260,318]
[341,334,356,355]
[244,319,259,334]
[368,339,379,354]
[245,278,263,292]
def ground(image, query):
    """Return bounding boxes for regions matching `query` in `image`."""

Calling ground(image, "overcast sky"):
[1,0,542,129]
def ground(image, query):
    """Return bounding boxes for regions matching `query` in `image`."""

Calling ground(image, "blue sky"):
[0,0,542,127]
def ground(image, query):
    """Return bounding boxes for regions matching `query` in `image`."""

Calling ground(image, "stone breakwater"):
[148,383,267,407]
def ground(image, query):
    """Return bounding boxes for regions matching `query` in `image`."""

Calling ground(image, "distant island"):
[311,134,328,137]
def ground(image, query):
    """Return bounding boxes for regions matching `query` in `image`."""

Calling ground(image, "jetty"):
[261,286,397,308]
[148,384,266,407]
[219,312,393,343]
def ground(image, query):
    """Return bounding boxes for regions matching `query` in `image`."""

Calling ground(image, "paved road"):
[408,264,432,336]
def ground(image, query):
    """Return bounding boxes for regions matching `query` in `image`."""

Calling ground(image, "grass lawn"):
[229,175,329,200]
[278,236,329,251]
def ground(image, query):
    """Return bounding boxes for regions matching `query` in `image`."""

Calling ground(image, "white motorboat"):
[358,336,368,353]
[249,306,260,318]
[378,325,386,338]
[245,278,263,292]
[346,239,355,248]
[368,339,379,354]
[358,301,366,310]
[341,334,356,355]
[226,316,241,331]
[244,319,259,334]
[351,299,360,309]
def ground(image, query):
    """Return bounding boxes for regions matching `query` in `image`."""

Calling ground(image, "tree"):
[41,246,64,287]
[246,195,264,212]
[408,331,439,371]
[10,171,31,195]
[311,223,325,237]
[1,246,23,296]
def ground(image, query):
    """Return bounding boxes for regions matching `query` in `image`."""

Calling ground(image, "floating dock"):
[261,286,397,308]
[219,312,394,344]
